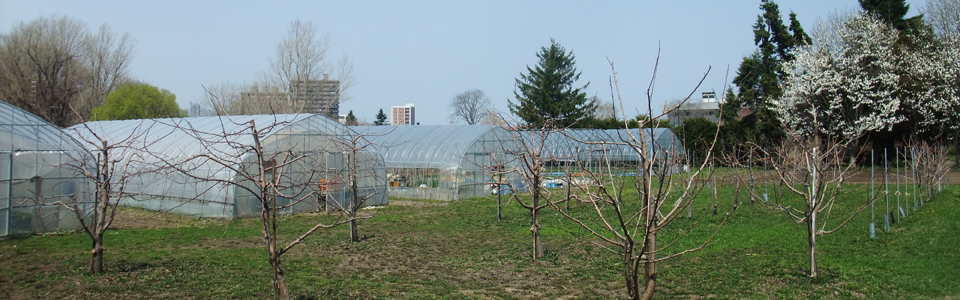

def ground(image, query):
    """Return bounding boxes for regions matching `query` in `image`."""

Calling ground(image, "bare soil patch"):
[109,207,224,230]
[389,199,450,207]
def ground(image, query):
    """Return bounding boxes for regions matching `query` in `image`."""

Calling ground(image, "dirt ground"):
[108,200,437,230]
[109,207,217,230]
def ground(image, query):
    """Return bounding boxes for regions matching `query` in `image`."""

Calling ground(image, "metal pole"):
[911,146,918,210]
[897,147,903,219]
[749,150,754,201]
[497,173,502,221]
[870,149,875,238]
[763,148,769,202]
[885,148,890,232]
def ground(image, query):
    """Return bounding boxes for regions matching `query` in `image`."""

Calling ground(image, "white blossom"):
[779,12,902,139]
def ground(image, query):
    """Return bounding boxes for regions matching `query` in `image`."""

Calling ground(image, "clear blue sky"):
[0,0,923,125]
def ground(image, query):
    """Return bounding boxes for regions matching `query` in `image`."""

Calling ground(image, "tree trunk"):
[531,209,543,259]
[350,155,361,243]
[624,245,641,300]
[270,250,289,300]
[641,231,658,300]
[350,219,359,243]
[92,236,104,274]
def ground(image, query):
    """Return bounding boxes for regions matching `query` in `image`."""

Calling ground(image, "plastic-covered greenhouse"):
[352,125,521,200]
[524,128,685,166]
[69,114,387,219]
[1,101,91,237]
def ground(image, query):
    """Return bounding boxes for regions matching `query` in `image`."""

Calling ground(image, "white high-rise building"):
[391,103,416,125]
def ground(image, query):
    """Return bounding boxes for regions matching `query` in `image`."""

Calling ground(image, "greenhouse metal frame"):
[69,114,387,219]
[1,101,92,237]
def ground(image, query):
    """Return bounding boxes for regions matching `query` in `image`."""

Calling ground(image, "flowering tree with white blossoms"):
[779,12,902,142]
[901,41,960,138]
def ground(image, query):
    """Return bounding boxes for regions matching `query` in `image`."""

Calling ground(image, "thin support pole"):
[870,149,875,238]
[885,148,890,232]
[911,146,918,210]
[897,147,903,219]
[763,148,769,202]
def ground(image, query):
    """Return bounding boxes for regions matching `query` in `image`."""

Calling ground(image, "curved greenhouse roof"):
[69,114,387,219]
[352,125,508,169]
[352,125,519,200]
[1,101,92,237]
[524,128,684,162]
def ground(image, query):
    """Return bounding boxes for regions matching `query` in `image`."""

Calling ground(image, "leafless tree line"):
[48,106,383,299]
[0,15,133,127]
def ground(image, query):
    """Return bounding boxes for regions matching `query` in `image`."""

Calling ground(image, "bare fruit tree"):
[741,135,877,278]
[449,89,491,125]
[910,141,952,200]
[553,60,726,300]
[62,115,167,273]
[0,16,134,127]
[329,130,388,243]
[493,123,558,259]
[158,113,374,299]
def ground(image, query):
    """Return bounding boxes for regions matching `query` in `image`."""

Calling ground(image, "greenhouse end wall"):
[1,101,92,237]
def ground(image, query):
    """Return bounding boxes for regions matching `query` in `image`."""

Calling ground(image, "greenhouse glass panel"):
[353,125,521,200]
[0,101,92,237]
[69,114,387,219]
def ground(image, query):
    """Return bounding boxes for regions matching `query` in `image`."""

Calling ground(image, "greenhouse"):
[351,125,521,200]
[69,114,387,219]
[523,128,685,166]
[0,101,92,237]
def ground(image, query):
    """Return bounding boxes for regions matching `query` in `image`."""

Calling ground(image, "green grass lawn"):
[1,184,958,299]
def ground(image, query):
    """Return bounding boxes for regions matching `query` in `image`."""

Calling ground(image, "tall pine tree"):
[509,39,594,128]
[728,0,811,148]
[859,0,925,33]
[373,109,388,126]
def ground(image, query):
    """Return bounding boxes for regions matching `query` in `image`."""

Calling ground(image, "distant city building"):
[189,103,202,117]
[668,92,721,125]
[391,103,416,125]
[238,74,340,116]
[338,114,347,124]
[291,74,339,116]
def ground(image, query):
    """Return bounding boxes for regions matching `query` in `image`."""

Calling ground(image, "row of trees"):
[481,1,959,298]
[58,113,383,299]
[0,16,134,127]
[720,0,960,163]
[0,16,196,125]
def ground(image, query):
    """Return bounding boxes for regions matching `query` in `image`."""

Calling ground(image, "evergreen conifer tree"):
[374,109,388,126]
[509,39,594,128]
[728,0,811,148]
[344,110,358,126]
